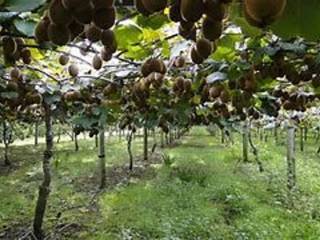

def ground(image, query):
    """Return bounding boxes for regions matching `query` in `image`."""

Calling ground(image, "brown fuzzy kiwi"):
[196,38,212,59]
[92,54,103,70]
[209,85,222,99]
[6,81,19,92]
[93,7,116,30]
[243,6,264,28]
[62,0,85,10]
[64,90,81,102]
[26,92,42,105]
[101,47,113,61]
[184,79,192,92]
[169,3,182,22]
[103,83,117,97]
[175,76,185,91]
[100,29,115,46]
[59,54,69,65]
[21,48,32,64]
[34,18,50,43]
[202,17,222,41]
[73,2,94,24]
[220,90,230,102]
[244,0,287,27]
[91,0,114,9]
[141,58,164,77]
[135,0,151,16]
[190,46,204,64]
[68,64,79,77]
[141,0,168,13]
[174,56,186,68]
[180,0,204,22]
[15,38,25,51]
[68,21,85,40]
[85,24,102,42]
[48,23,71,46]
[204,0,226,21]
[2,36,17,56]
[48,0,72,25]
[10,68,21,81]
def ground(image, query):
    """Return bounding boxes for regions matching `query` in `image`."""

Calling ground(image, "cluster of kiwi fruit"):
[35,0,117,75]
[243,0,287,28]
[0,68,42,110]
[35,0,116,45]
[172,76,192,96]
[272,89,315,112]
[168,0,232,63]
[1,36,32,65]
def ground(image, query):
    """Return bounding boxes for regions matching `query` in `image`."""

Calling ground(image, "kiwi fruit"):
[6,81,19,92]
[244,6,264,28]
[100,29,115,46]
[91,0,114,9]
[141,58,165,77]
[93,7,116,30]
[48,23,71,45]
[64,90,81,102]
[93,54,103,70]
[169,3,182,22]
[21,48,32,64]
[101,47,113,61]
[244,0,287,27]
[175,76,185,91]
[85,24,102,42]
[26,92,43,105]
[220,90,230,102]
[10,68,21,81]
[69,21,85,40]
[15,38,25,51]
[135,0,151,16]
[68,64,79,77]
[142,0,167,13]
[73,3,94,24]
[180,0,204,22]
[209,85,221,99]
[184,79,192,92]
[59,54,69,65]
[2,36,17,56]
[190,46,204,64]
[48,0,72,25]
[34,18,50,43]
[103,83,117,97]
[196,38,212,59]
[204,0,226,21]
[202,17,222,41]
[62,0,85,10]
[174,56,186,68]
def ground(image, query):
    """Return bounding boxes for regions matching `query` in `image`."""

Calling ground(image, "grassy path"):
[1,128,320,239]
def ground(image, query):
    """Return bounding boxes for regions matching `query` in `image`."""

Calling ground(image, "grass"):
[1,127,320,239]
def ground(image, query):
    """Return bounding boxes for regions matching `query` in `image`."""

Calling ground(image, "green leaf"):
[14,18,37,37]
[114,23,143,50]
[5,0,45,12]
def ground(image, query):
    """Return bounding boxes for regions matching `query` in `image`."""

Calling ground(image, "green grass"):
[1,127,320,239]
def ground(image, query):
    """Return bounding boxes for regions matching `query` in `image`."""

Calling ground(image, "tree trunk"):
[98,125,106,189]
[3,121,10,166]
[242,122,249,162]
[95,134,98,148]
[74,132,79,152]
[160,130,164,148]
[34,121,39,146]
[128,131,133,171]
[221,128,225,144]
[287,127,296,206]
[143,126,148,161]
[300,127,304,152]
[248,127,263,172]
[33,104,53,239]
[304,127,308,142]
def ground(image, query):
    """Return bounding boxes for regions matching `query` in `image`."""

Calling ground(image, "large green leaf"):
[14,18,37,36]
[5,0,45,12]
